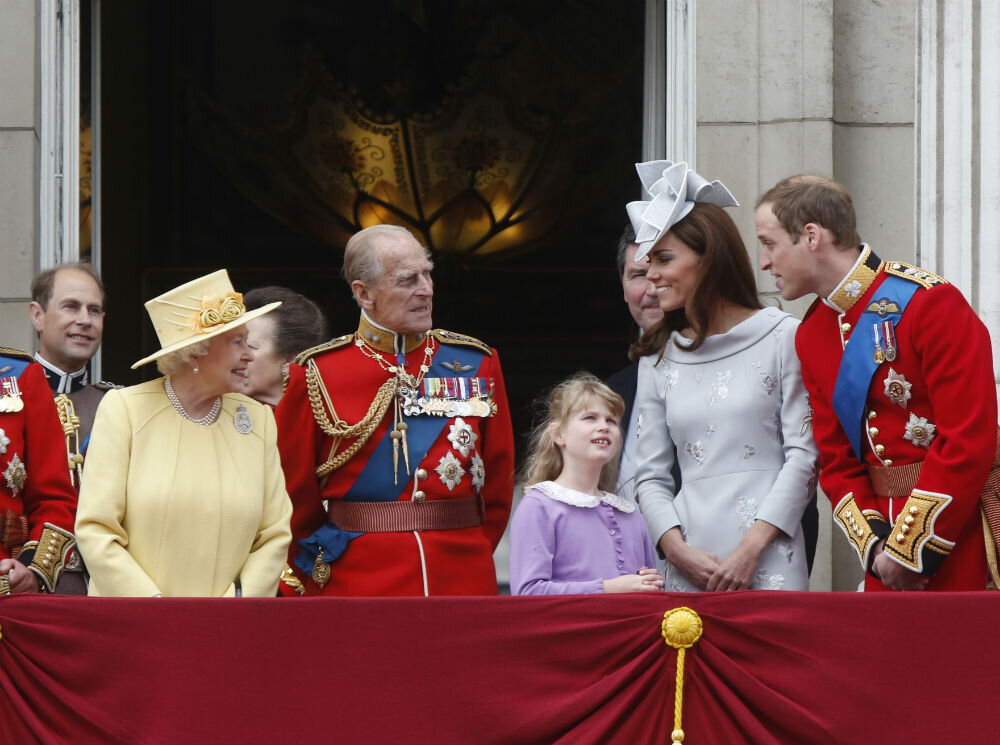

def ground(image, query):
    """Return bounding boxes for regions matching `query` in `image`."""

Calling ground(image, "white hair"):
[155,339,213,375]
[342,225,432,307]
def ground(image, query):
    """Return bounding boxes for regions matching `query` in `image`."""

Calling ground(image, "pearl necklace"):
[164,376,222,426]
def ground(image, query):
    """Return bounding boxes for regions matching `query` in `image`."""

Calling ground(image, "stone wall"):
[0,0,39,351]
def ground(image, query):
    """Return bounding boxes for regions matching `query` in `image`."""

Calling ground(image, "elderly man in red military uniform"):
[0,347,78,595]
[756,174,997,591]
[275,224,514,596]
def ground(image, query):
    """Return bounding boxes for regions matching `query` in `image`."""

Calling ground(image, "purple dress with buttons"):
[509,481,660,595]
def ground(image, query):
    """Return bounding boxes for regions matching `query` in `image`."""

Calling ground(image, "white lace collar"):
[532,481,636,513]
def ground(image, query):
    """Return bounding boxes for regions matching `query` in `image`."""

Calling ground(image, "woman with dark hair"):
[628,161,817,593]
[243,286,330,406]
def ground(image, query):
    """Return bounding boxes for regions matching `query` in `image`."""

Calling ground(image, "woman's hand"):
[603,568,664,594]
[660,528,721,590]
[0,559,41,593]
[706,520,781,591]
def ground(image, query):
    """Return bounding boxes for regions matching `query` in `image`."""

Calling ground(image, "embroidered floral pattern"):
[705,424,716,437]
[707,369,733,407]
[685,441,705,465]
[776,541,794,563]
[693,373,703,384]
[743,445,755,459]
[735,496,758,533]
[903,413,936,448]
[663,368,679,395]
[843,279,863,298]
[751,569,786,590]
[800,398,814,437]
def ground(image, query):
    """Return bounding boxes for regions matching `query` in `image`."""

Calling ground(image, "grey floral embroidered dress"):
[634,307,818,591]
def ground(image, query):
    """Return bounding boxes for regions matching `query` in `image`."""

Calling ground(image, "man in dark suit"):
[606,225,663,504]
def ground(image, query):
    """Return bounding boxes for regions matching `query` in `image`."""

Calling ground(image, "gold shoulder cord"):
[305,360,395,477]
[53,394,84,487]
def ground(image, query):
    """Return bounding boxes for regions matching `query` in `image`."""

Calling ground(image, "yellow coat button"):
[869,427,879,438]
[413,491,426,502]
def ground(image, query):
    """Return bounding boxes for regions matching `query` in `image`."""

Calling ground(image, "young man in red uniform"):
[0,348,78,594]
[275,225,514,596]
[756,174,997,591]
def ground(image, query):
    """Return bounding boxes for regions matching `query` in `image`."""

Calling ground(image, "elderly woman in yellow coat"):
[75,270,292,597]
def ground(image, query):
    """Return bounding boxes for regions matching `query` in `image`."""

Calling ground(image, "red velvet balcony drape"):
[1,592,996,745]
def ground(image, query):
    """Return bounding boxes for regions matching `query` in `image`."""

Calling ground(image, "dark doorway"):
[99,0,646,449]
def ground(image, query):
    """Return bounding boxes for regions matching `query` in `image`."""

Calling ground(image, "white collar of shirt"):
[34,352,88,393]
[533,481,636,513]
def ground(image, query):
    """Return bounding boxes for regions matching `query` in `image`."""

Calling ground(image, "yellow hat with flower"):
[132,269,280,368]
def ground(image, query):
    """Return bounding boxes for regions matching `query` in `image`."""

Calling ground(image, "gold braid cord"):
[306,360,395,477]
[662,607,704,745]
[53,394,84,486]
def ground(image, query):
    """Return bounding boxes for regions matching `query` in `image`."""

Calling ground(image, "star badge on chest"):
[447,417,478,457]
[883,368,912,409]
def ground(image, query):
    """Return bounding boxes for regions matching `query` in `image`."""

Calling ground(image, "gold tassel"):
[661,607,703,744]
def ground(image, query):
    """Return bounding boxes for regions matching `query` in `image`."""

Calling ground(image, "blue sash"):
[343,342,487,502]
[297,342,489,573]
[831,275,918,459]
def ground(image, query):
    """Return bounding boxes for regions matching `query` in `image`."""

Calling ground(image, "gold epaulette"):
[883,489,953,575]
[295,334,355,365]
[833,493,890,571]
[0,347,33,362]
[884,261,948,289]
[430,329,492,356]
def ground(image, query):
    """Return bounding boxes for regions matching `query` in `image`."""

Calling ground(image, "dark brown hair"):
[244,286,330,359]
[630,203,762,360]
[755,174,861,250]
[31,263,106,309]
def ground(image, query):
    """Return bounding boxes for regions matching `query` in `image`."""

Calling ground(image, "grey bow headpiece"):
[626,160,739,260]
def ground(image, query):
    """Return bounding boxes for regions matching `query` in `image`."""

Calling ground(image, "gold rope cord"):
[661,607,703,744]
[305,360,395,477]
[53,394,83,486]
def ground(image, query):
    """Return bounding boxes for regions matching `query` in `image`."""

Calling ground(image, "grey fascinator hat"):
[626,160,739,260]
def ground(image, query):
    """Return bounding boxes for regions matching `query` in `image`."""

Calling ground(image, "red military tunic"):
[796,247,995,590]
[275,314,514,596]
[0,350,78,592]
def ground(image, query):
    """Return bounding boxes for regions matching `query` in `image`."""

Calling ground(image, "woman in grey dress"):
[627,160,818,592]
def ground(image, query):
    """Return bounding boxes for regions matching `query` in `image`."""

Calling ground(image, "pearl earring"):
[193,365,199,374]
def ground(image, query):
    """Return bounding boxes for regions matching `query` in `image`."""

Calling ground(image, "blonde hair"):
[521,372,625,493]
[155,339,213,375]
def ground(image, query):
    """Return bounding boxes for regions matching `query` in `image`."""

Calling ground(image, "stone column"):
[916,0,1000,394]
[0,0,40,350]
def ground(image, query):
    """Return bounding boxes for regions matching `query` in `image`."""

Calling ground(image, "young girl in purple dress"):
[509,373,662,595]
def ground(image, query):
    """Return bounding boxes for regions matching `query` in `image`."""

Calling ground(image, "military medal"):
[883,368,912,408]
[0,377,24,413]
[4,453,26,496]
[234,403,253,434]
[0,428,9,455]
[871,324,886,364]
[447,418,478,457]
[903,413,936,448]
[882,320,897,362]
[312,547,330,589]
